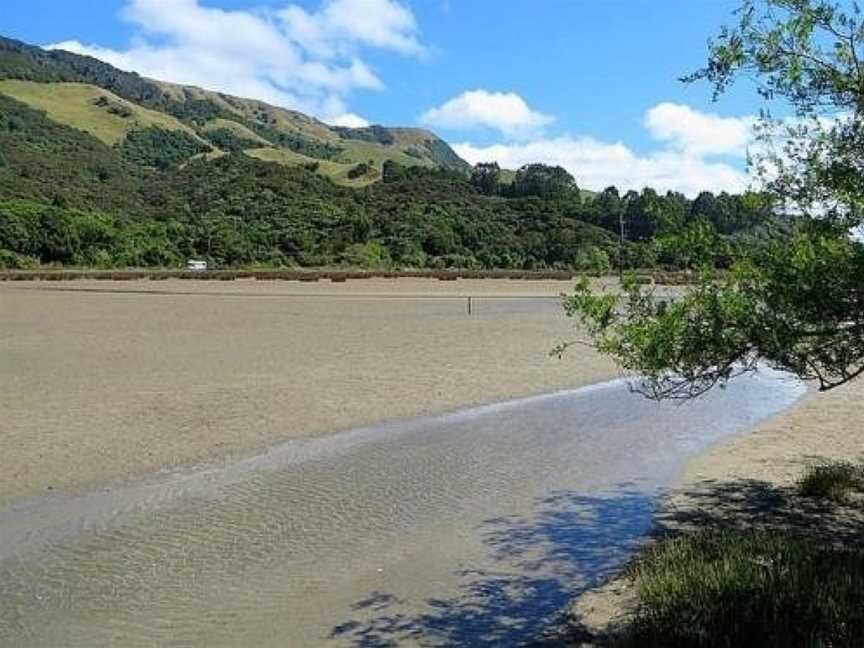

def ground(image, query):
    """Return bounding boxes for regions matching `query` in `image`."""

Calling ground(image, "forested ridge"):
[0,35,778,270]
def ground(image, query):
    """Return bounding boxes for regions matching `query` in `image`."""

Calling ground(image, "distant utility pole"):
[618,209,626,279]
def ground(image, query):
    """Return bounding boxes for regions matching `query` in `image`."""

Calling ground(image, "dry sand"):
[0,277,618,506]
[572,377,864,641]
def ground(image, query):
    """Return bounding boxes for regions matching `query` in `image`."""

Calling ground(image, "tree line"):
[0,89,775,270]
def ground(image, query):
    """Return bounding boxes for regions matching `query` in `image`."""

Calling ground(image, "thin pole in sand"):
[467,296,473,315]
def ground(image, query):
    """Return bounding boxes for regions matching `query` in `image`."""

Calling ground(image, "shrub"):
[331,125,395,145]
[347,162,371,179]
[203,128,261,152]
[93,95,133,119]
[622,530,864,647]
[798,462,864,503]
[0,249,37,268]
[340,241,391,268]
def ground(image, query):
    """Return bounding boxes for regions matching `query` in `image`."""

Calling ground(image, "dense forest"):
[0,35,780,271]
[0,90,777,270]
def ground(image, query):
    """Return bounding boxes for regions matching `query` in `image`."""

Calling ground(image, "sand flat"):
[0,278,617,505]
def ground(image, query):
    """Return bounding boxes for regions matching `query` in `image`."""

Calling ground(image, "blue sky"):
[3,1,765,195]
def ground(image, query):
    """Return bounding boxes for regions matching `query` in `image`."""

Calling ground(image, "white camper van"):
[186,259,208,272]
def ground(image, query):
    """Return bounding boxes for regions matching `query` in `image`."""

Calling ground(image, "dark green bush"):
[347,162,371,179]
[0,249,37,268]
[120,126,211,170]
[203,128,261,152]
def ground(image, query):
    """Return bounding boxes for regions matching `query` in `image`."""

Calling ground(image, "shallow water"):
[0,371,804,646]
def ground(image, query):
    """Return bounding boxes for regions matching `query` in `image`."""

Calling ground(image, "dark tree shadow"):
[330,489,657,646]
[657,478,864,545]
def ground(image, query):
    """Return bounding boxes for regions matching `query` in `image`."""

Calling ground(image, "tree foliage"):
[508,163,578,199]
[469,162,501,196]
[565,0,864,396]
[203,128,262,153]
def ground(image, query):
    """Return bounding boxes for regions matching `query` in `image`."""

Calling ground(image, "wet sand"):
[0,370,803,647]
[673,379,864,487]
[572,378,864,638]
[0,278,617,505]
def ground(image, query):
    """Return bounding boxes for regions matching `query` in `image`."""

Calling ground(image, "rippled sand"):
[0,371,803,646]
[0,278,617,505]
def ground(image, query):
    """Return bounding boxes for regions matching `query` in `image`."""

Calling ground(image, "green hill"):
[0,85,624,271]
[0,34,774,272]
[0,79,201,145]
[0,35,469,184]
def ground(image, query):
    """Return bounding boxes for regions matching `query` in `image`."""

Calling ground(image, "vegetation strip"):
[0,269,698,284]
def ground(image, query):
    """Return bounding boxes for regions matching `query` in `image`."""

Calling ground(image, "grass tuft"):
[798,462,864,503]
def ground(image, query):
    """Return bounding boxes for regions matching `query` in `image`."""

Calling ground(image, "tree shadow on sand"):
[657,477,864,545]
[329,489,657,647]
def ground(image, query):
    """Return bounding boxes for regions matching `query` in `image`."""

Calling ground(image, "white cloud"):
[46,0,422,121]
[644,102,755,157]
[328,112,371,128]
[280,0,423,57]
[421,90,553,139]
[454,138,750,197]
[453,103,759,197]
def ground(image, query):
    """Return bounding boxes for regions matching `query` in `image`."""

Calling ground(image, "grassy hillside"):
[0,80,200,145]
[0,35,453,184]
[0,35,468,181]
[0,88,627,271]
[246,147,381,187]
[154,81,339,142]
[0,75,452,182]
[200,118,271,146]
[331,124,468,170]
[336,139,432,168]
[0,93,154,213]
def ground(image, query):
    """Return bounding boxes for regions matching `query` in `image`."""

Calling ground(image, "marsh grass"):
[620,530,864,647]
[798,462,864,503]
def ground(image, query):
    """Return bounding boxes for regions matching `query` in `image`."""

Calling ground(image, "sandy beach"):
[572,376,864,640]
[0,277,618,506]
